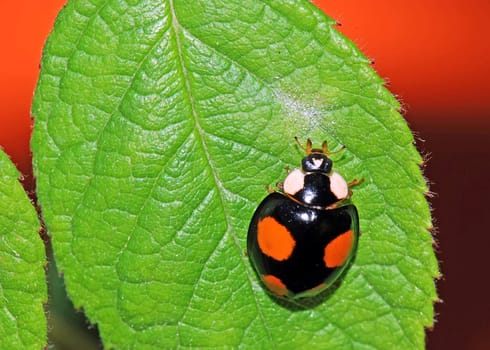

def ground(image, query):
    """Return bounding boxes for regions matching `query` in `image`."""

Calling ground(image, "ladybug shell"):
[247,192,359,299]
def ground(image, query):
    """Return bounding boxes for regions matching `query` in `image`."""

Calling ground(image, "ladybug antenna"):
[295,137,345,156]
[294,136,313,155]
[322,140,329,154]
[326,143,346,156]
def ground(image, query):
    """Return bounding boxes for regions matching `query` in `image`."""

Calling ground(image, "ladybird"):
[247,138,362,299]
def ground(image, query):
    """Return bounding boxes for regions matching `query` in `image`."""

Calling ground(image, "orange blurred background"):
[1,1,489,349]
[0,1,67,183]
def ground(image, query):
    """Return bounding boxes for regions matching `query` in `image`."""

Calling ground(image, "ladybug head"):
[295,137,345,174]
[302,152,332,173]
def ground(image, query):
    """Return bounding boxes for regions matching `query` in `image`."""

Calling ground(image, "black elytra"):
[247,192,359,298]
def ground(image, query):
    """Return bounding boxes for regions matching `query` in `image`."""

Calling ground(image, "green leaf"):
[0,149,47,349]
[32,0,439,348]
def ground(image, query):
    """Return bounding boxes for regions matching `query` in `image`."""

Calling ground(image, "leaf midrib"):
[168,0,273,344]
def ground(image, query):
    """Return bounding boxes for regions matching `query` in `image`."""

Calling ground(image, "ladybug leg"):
[266,184,276,193]
[267,167,289,193]
[348,178,364,188]
[266,179,287,193]
[347,178,365,197]
[276,182,284,191]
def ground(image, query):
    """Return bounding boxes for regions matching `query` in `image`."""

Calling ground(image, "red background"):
[1,1,489,349]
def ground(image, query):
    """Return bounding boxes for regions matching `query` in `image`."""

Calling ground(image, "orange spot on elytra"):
[257,216,295,261]
[262,274,288,296]
[324,230,354,268]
